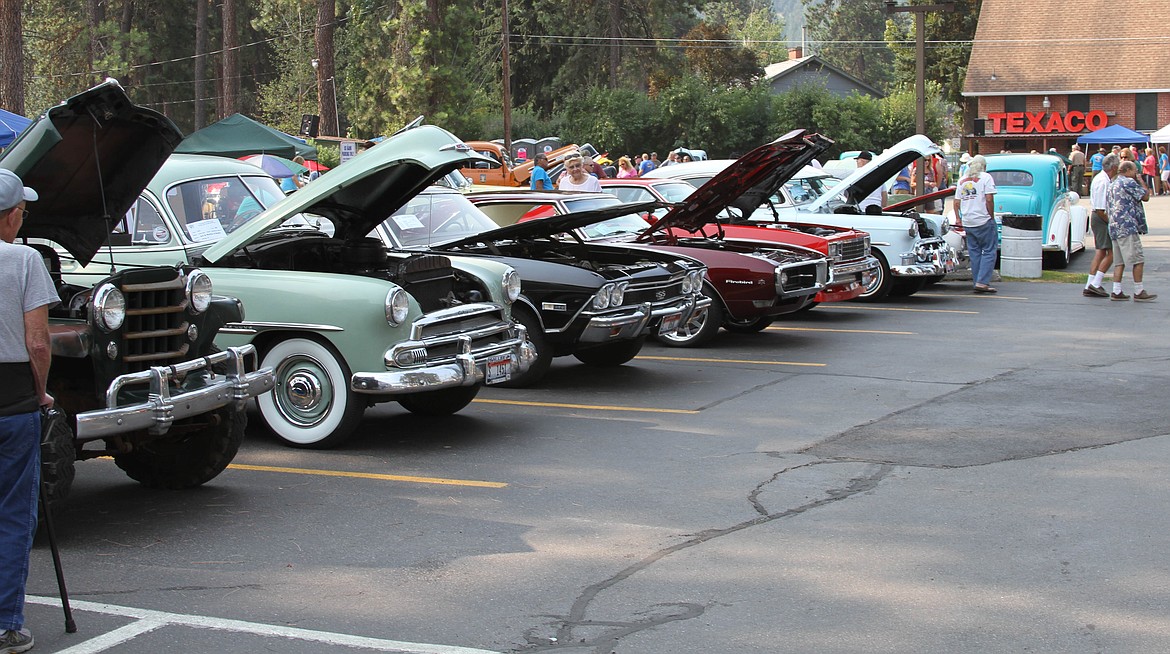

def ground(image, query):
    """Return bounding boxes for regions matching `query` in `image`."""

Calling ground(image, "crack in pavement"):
[514,464,891,653]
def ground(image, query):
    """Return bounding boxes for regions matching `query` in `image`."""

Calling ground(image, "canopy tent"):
[1150,124,1170,144]
[1076,123,1150,145]
[0,108,32,149]
[175,113,316,159]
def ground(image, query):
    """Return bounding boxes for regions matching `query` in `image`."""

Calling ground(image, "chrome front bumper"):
[828,256,880,286]
[890,239,957,277]
[75,345,275,441]
[352,326,536,394]
[579,294,711,343]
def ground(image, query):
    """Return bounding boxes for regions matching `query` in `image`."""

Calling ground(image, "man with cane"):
[0,169,59,653]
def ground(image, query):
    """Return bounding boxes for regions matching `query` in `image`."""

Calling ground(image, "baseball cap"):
[0,169,38,210]
[856,151,874,161]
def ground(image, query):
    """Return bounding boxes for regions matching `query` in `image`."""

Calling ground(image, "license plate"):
[485,354,512,384]
[659,313,682,335]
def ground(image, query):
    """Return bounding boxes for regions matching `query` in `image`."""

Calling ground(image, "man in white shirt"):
[1083,153,1119,297]
[953,155,998,293]
[855,151,886,213]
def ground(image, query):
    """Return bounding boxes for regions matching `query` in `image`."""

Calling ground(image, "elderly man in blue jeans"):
[0,169,59,654]
[953,155,999,293]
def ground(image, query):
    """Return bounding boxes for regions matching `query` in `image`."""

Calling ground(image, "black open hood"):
[438,200,665,249]
[643,129,833,236]
[0,80,183,265]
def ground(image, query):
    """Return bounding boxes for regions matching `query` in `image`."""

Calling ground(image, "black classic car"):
[369,186,710,386]
[467,189,831,347]
[0,80,273,500]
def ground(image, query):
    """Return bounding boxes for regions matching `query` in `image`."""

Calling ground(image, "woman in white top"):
[557,152,602,192]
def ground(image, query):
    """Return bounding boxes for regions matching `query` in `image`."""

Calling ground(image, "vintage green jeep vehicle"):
[53,122,536,449]
[1,81,275,501]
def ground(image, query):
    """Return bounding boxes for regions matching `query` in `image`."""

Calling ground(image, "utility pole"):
[884,1,954,196]
[501,0,512,159]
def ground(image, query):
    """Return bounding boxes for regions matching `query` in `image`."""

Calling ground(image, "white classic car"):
[646,134,967,300]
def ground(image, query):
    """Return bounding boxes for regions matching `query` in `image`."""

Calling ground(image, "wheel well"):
[249,330,338,360]
[512,297,545,331]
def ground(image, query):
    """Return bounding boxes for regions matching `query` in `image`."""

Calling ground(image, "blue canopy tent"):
[0,108,32,149]
[1076,123,1149,146]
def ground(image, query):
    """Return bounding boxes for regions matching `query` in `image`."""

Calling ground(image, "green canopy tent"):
[175,113,317,159]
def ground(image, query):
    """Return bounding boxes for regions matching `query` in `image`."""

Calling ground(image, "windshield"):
[561,197,623,213]
[381,191,500,248]
[578,214,651,240]
[652,181,697,202]
[162,174,287,242]
[782,176,833,206]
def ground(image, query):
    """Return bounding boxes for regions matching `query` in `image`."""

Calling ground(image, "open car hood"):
[439,200,664,248]
[806,134,942,213]
[643,130,832,236]
[0,80,183,265]
[202,123,490,263]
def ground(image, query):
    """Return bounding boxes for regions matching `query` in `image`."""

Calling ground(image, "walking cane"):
[39,408,77,633]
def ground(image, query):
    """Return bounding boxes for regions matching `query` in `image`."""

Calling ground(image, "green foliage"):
[884,0,980,106]
[803,0,893,90]
[312,142,340,169]
[252,0,318,136]
[11,0,958,156]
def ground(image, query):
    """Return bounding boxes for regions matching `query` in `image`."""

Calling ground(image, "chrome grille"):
[120,274,190,372]
[781,262,825,293]
[835,237,868,262]
[624,278,685,306]
[412,304,515,363]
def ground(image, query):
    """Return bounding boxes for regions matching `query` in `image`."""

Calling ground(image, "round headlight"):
[610,281,627,307]
[593,283,614,310]
[92,284,126,332]
[681,274,693,294]
[502,268,521,303]
[908,223,918,237]
[186,269,213,313]
[386,288,410,326]
[939,219,949,235]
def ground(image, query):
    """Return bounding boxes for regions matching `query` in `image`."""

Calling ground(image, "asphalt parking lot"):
[22,197,1170,654]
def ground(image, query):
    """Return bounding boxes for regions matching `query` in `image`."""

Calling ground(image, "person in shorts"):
[1083,153,1118,297]
[1107,160,1155,302]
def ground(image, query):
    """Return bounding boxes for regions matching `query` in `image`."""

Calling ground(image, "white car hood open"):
[805,134,942,213]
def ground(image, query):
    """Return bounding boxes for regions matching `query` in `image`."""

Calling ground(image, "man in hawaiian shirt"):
[1107,160,1155,302]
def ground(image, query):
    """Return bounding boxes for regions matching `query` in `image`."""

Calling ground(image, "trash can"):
[1000,214,1042,278]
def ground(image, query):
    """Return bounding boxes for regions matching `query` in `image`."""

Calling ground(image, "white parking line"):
[26,595,500,654]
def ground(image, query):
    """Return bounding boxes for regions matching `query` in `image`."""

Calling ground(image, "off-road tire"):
[40,408,76,507]
[113,405,244,489]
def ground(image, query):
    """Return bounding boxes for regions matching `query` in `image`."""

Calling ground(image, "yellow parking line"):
[766,326,915,335]
[473,398,698,414]
[635,355,825,367]
[914,292,1027,300]
[819,305,979,314]
[227,463,507,488]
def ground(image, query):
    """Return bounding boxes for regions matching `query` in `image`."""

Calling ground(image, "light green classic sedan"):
[53,125,535,448]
